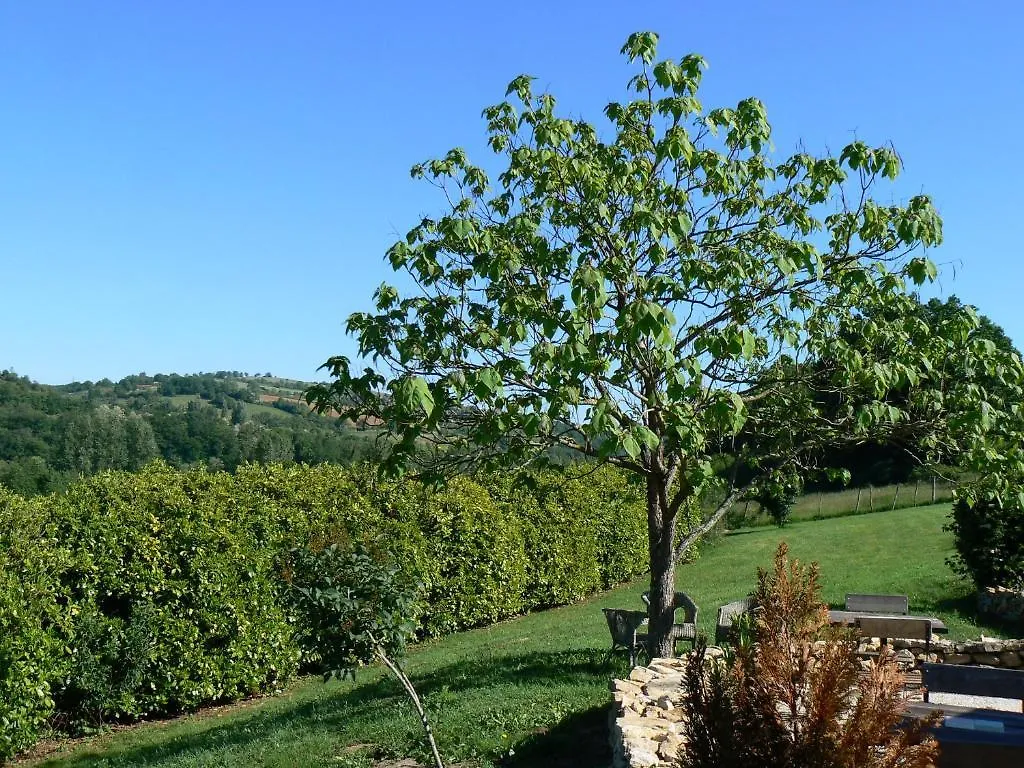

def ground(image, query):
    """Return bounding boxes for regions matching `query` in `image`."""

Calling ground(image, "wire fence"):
[722,478,957,529]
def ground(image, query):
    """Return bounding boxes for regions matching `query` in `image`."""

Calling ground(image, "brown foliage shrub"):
[679,542,940,768]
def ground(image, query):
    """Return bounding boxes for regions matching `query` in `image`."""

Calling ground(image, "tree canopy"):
[310,32,1023,655]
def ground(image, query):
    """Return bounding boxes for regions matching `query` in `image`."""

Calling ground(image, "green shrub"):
[282,541,419,676]
[0,490,59,763]
[948,489,1024,589]
[48,464,298,725]
[409,476,528,635]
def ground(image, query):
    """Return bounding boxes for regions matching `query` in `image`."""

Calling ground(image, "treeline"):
[0,371,382,496]
[0,461,654,761]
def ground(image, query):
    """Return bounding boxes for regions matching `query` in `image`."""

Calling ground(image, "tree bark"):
[375,648,445,768]
[647,471,676,659]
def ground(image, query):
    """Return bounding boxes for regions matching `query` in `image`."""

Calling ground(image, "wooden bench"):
[846,592,909,615]
[856,615,932,654]
[922,663,1024,713]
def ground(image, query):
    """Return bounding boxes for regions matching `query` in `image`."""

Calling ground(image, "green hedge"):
[0,489,59,761]
[0,461,653,763]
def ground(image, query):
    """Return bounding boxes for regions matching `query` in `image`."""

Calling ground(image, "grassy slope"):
[27,503,995,768]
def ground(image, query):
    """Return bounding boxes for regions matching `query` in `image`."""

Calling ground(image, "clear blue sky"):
[2,1,1021,384]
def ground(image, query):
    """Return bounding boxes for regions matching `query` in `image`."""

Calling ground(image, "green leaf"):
[621,434,641,460]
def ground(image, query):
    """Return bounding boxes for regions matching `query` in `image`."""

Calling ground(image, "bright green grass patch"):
[725,480,957,528]
[166,395,200,408]
[26,503,993,768]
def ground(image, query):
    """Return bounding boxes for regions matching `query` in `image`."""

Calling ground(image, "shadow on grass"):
[500,704,610,768]
[932,594,1024,638]
[40,649,623,767]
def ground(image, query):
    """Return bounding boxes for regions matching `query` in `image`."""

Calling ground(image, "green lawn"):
[24,503,998,768]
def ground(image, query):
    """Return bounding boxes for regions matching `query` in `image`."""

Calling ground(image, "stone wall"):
[610,637,1024,768]
[609,656,692,768]
[978,586,1024,624]
[871,635,1024,667]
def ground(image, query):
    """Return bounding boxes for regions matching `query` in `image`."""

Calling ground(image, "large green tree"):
[310,33,1021,655]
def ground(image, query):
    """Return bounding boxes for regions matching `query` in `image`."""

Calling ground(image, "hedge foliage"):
[948,490,1024,590]
[0,461,652,762]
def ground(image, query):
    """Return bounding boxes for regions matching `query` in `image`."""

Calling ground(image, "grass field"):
[723,480,957,528]
[23,503,998,768]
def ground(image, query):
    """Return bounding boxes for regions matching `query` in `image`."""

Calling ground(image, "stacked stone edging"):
[876,636,1024,667]
[609,656,694,768]
[610,637,1024,768]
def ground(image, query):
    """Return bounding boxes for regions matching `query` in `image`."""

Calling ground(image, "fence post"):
[855,487,862,513]
[931,477,936,504]
[869,485,874,512]
[891,484,900,511]
[914,481,920,506]
[818,492,823,517]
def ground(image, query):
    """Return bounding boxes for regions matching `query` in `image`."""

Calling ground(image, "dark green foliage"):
[283,542,419,677]
[751,475,802,527]
[0,370,389,497]
[948,491,1024,589]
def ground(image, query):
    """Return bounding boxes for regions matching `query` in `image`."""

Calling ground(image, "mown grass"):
[727,480,956,528]
[24,503,998,768]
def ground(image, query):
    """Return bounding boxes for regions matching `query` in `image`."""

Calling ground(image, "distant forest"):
[0,371,384,496]
[1,296,1016,498]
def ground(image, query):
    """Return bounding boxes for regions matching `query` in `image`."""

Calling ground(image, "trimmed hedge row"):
[0,461,652,762]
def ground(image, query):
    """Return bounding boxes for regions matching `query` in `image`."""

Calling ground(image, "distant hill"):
[0,369,386,497]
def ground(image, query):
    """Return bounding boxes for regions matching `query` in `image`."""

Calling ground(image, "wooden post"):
[869,485,874,512]
[931,477,936,504]
[818,492,823,517]
[914,481,920,506]
[855,487,862,513]
[891,484,900,511]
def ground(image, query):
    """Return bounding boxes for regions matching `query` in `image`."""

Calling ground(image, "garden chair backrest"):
[845,593,909,615]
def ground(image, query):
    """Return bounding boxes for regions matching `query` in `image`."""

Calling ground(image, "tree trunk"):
[647,472,676,659]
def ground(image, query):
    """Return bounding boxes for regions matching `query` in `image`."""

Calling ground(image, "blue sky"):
[2,1,1021,384]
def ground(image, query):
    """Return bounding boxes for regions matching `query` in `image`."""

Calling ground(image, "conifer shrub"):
[679,543,940,768]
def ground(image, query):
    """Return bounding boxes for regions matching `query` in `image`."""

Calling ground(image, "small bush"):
[948,490,1024,589]
[282,541,419,676]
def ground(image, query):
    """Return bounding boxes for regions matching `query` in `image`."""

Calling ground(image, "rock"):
[613,679,646,696]
[629,666,655,683]
[944,653,971,665]
[1000,651,1022,668]
[971,654,1001,666]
